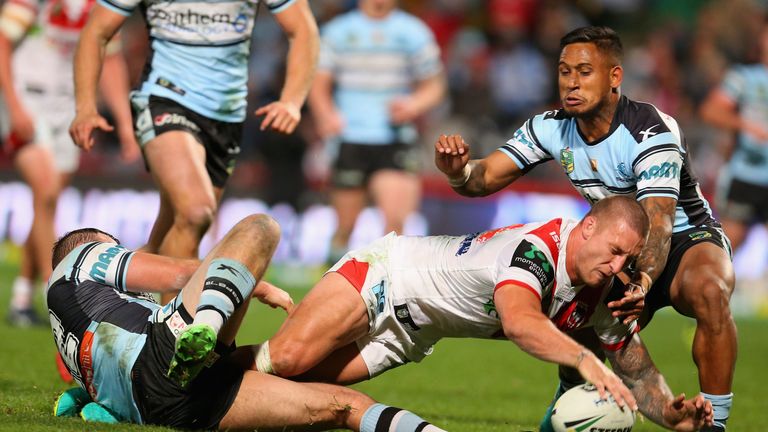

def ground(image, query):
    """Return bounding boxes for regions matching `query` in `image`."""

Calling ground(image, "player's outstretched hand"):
[434,134,470,179]
[607,282,646,324]
[69,111,114,151]
[253,281,294,313]
[255,100,301,134]
[662,393,713,431]
[577,350,638,412]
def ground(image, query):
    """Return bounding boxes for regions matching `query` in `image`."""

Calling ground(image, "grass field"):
[0,257,766,431]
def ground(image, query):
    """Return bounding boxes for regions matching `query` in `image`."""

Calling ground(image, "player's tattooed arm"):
[635,196,676,289]
[605,334,672,425]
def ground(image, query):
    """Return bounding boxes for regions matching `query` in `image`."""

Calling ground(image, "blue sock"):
[701,392,732,429]
[194,258,256,334]
[540,381,573,432]
[360,403,444,432]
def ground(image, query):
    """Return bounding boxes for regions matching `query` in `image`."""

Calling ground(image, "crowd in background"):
[2,0,762,210]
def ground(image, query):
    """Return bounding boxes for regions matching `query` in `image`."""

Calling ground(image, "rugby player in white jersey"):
[255,196,713,431]
[435,26,736,432]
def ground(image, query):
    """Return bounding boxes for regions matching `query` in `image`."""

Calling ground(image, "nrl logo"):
[560,147,574,174]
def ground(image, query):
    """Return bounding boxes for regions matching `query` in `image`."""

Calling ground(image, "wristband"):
[448,164,472,188]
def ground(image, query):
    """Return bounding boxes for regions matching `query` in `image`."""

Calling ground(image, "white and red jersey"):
[0,0,95,55]
[335,218,636,359]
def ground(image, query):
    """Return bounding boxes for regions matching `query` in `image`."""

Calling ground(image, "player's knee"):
[174,203,216,233]
[690,277,734,324]
[237,214,281,249]
[268,338,313,378]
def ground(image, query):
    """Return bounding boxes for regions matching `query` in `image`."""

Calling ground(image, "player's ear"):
[582,215,597,239]
[610,65,623,93]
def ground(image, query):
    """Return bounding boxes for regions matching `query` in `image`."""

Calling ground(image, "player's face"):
[558,43,619,118]
[359,0,397,17]
[577,219,644,287]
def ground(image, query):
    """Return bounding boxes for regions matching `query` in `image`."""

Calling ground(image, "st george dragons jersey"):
[360,219,636,353]
[0,0,95,55]
[47,242,159,423]
[500,95,717,233]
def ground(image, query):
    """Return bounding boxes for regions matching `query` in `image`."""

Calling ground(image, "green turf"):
[0,256,766,431]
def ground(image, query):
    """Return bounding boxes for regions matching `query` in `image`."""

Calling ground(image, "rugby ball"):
[550,383,635,432]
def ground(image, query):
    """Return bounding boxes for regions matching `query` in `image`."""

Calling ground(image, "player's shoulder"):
[322,9,361,34]
[615,96,679,144]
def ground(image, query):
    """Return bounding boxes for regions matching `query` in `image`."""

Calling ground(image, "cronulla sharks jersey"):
[501,96,717,232]
[46,242,159,423]
[99,0,296,122]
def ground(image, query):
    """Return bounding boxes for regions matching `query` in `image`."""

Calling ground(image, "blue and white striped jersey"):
[98,0,296,122]
[319,9,442,144]
[501,96,717,233]
[47,242,158,423]
[719,64,768,186]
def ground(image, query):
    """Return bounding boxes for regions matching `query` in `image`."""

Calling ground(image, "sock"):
[254,341,274,374]
[11,276,33,310]
[194,258,256,334]
[360,403,445,432]
[540,380,577,432]
[701,392,732,429]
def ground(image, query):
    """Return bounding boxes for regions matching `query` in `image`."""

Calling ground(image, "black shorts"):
[131,95,243,188]
[332,141,421,188]
[131,306,243,429]
[716,177,768,224]
[639,225,732,325]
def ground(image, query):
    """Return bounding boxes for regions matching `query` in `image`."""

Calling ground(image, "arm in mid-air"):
[434,134,525,197]
[389,71,446,125]
[494,283,637,411]
[307,69,343,139]
[0,0,35,143]
[700,87,768,142]
[605,334,713,431]
[99,38,140,162]
[69,4,129,151]
[255,0,319,134]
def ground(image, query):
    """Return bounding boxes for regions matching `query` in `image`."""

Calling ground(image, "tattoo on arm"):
[636,197,676,285]
[456,160,488,197]
[606,335,673,426]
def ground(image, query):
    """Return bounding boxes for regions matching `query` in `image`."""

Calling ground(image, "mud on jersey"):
[500,95,717,233]
[46,242,159,423]
[381,218,635,353]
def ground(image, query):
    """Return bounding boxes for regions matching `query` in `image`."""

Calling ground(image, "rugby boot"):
[54,387,91,417]
[167,324,217,388]
[80,402,119,423]
[7,307,44,327]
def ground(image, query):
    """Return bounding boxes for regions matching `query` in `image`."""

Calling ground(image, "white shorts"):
[327,233,436,378]
[8,37,79,173]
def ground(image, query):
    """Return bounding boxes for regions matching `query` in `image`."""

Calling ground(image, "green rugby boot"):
[167,324,217,388]
[80,402,119,423]
[54,387,91,417]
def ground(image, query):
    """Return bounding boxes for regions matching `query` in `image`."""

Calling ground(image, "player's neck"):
[564,225,583,285]
[575,95,619,143]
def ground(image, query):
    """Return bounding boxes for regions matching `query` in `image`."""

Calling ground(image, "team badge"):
[560,147,574,174]
[689,231,713,241]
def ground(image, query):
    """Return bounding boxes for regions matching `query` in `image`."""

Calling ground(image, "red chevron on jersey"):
[476,223,524,244]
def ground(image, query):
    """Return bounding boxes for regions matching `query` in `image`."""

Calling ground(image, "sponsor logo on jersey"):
[394,303,420,331]
[153,112,201,132]
[560,147,574,174]
[689,230,713,241]
[455,232,479,256]
[148,8,249,33]
[483,298,498,319]
[89,245,125,284]
[512,128,535,151]
[639,123,660,142]
[371,281,386,314]
[615,162,634,183]
[49,310,85,388]
[637,161,679,181]
[509,240,554,287]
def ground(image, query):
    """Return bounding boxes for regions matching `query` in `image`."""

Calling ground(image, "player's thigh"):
[668,242,735,318]
[370,169,421,216]
[331,187,367,219]
[143,131,216,208]
[272,273,369,355]
[15,145,61,195]
[220,370,370,430]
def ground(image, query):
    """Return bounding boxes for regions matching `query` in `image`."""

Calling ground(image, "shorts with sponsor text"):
[131,94,242,187]
[326,233,436,378]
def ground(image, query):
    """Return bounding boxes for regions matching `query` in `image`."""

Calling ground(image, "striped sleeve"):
[265,0,297,14]
[72,242,135,292]
[407,18,442,80]
[632,141,683,201]
[592,303,637,351]
[97,0,138,17]
[498,116,553,170]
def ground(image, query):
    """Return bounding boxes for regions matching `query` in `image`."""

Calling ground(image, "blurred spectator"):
[0,0,137,326]
[308,0,446,262]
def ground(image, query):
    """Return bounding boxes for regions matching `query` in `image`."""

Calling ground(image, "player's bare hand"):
[255,101,301,134]
[662,393,713,431]
[69,111,114,151]
[253,281,294,313]
[607,282,646,324]
[8,104,35,144]
[314,108,344,140]
[577,350,638,411]
[434,134,470,177]
[389,96,419,124]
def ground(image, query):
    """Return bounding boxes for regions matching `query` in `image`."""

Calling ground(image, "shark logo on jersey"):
[639,124,660,142]
[560,147,574,174]
[615,162,634,183]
